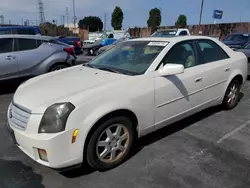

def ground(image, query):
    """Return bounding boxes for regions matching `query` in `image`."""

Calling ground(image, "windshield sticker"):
[169,31,177,34]
[147,42,168,46]
[243,34,249,37]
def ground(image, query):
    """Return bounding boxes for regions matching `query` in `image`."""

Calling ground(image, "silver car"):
[0,35,76,81]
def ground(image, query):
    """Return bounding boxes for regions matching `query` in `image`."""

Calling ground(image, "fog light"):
[38,149,48,162]
[72,129,79,143]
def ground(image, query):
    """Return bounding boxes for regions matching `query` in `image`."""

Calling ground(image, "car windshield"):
[152,30,177,37]
[224,34,250,41]
[87,41,167,75]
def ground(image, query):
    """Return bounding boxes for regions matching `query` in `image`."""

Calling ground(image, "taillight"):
[64,47,75,56]
[75,40,82,48]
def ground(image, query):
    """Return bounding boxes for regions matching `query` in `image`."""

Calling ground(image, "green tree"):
[111,6,124,30]
[78,16,103,32]
[175,14,187,28]
[147,8,161,30]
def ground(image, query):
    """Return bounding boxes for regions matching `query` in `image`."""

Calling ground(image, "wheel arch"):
[82,109,139,159]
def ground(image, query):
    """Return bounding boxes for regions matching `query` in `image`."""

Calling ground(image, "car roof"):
[129,35,215,43]
[0,34,55,40]
[0,26,39,29]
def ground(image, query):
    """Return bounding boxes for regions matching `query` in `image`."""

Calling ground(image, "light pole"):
[198,0,204,34]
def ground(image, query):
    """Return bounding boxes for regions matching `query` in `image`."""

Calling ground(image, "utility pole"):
[104,13,108,31]
[199,0,204,25]
[38,0,46,24]
[72,0,76,28]
[66,7,69,27]
[198,0,204,34]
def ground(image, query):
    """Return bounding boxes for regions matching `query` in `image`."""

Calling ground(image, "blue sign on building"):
[213,10,223,19]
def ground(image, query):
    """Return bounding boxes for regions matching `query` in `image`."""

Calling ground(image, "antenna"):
[38,0,46,24]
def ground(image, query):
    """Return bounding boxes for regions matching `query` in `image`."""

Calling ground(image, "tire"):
[86,116,135,171]
[49,64,69,72]
[222,79,240,110]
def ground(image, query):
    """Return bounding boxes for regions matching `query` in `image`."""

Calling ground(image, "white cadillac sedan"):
[6,36,248,171]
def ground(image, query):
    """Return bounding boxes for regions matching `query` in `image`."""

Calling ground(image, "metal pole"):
[199,0,204,26]
[73,0,76,28]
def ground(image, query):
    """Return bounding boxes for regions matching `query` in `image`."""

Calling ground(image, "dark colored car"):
[0,26,41,35]
[56,36,83,55]
[236,42,250,74]
[222,32,250,49]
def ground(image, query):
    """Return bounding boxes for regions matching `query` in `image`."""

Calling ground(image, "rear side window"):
[197,39,229,63]
[0,38,13,53]
[17,29,36,35]
[179,31,188,36]
[18,39,37,51]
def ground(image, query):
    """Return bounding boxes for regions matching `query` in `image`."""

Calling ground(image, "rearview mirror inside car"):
[159,64,184,76]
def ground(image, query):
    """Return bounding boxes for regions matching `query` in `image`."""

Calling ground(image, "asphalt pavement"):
[1,80,250,188]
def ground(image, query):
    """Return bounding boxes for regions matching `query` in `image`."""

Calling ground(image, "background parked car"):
[222,32,250,50]
[151,28,191,37]
[0,26,41,35]
[56,36,83,55]
[83,34,117,56]
[236,42,250,74]
[0,35,76,82]
[97,36,139,55]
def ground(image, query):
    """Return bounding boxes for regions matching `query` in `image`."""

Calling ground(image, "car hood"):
[13,65,129,113]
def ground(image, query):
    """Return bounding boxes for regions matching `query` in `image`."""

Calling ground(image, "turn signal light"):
[38,149,48,162]
[72,129,79,143]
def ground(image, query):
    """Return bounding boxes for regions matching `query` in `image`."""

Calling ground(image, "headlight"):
[38,102,75,133]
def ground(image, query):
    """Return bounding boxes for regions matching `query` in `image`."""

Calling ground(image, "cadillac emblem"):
[9,109,12,118]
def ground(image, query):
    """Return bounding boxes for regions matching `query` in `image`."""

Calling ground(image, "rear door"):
[196,39,231,105]
[0,38,19,80]
[15,38,55,77]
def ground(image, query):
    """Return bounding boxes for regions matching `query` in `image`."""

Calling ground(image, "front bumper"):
[7,112,83,169]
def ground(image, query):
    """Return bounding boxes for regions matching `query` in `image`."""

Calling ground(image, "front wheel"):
[86,116,135,171]
[222,79,240,110]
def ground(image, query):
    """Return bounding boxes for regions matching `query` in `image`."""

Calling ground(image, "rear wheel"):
[49,64,69,72]
[222,79,240,110]
[86,116,135,171]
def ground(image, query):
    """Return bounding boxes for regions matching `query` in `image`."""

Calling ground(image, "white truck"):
[151,28,191,37]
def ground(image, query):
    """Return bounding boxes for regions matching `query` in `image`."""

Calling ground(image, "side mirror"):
[159,64,184,76]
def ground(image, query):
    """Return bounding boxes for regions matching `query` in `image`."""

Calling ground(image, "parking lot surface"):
[1,81,250,188]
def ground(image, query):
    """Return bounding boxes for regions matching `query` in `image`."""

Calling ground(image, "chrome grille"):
[9,102,31,131]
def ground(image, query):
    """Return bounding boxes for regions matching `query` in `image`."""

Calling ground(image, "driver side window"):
[161,41,197,69]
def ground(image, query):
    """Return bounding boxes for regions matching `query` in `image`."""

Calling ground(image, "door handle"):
[225,67,230,72]
[5,55,16,60]
[195,77,203,83]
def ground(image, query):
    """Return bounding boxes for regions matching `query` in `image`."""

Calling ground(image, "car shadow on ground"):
[63,105,223,178]
[62,92,245,178]
[0,159,45,188]
[0,80,22,95]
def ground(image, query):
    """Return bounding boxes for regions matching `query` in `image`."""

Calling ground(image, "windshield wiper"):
[83,63,94,68]
[97,67,121,74]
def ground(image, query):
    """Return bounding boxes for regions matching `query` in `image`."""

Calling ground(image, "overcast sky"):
[0,0,250,29]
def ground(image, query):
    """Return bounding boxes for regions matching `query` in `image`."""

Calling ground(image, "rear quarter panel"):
[223,51,248,94]
[30,43,69,76]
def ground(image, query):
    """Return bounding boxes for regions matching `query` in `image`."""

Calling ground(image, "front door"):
[0,38,19,81]
[154,40,204,128]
